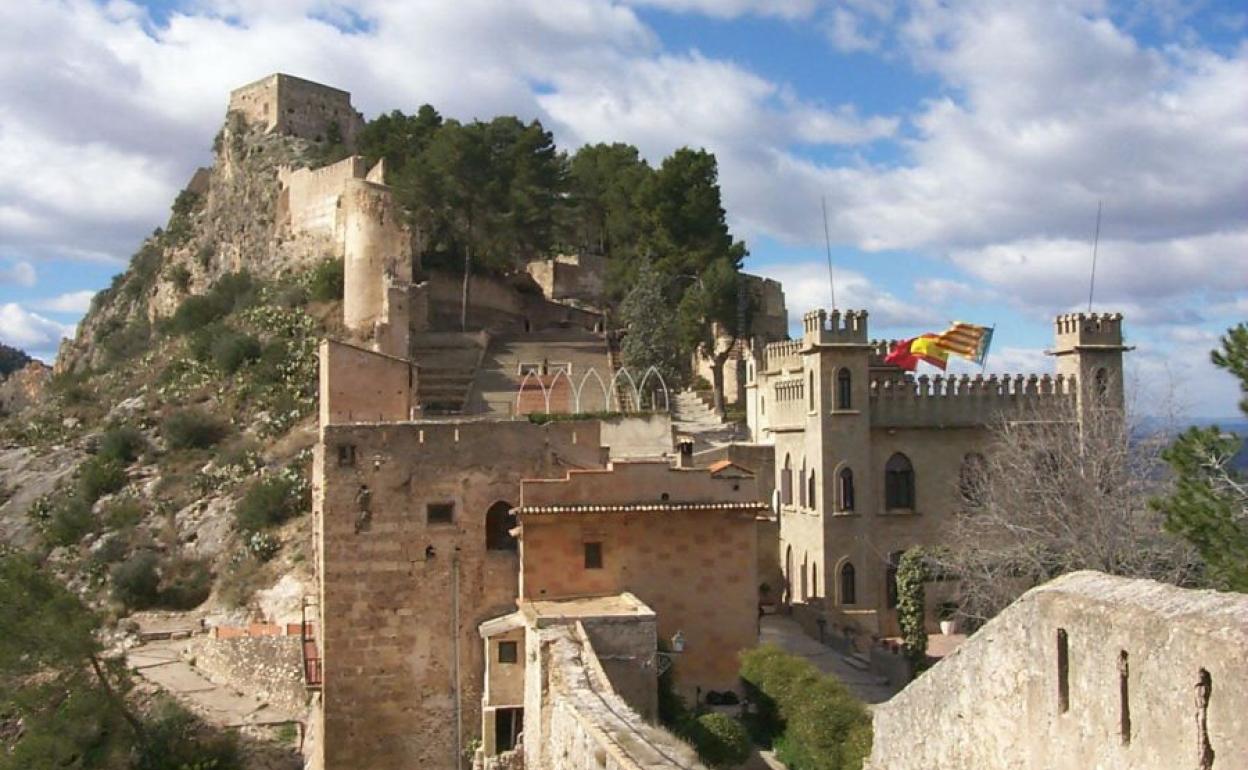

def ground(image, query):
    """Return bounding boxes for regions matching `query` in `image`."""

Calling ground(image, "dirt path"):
[759,615,899,705]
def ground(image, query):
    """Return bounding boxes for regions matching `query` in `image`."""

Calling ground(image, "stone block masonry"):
[190,634,306,715]
[228,73,365,146]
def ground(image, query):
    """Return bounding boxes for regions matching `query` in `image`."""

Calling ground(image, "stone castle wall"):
[866,572,1248,770]
[279,156,368,241]
[189,634,305,714]
[228,73,364,145]
[315,419,607,770]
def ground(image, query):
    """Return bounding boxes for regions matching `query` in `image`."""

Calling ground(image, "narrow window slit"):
[1056,628,1069,714]
[1118,650,1130,745]
[1196,668,1214,770]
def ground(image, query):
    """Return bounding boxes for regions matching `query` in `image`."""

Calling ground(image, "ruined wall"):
[866,572,1248,770]
[525,253,607,305]
[189,634,305,714]
[426,271,603,334]
[524,624,706,770]
[319,339,413,425]
[279,156,367,241]
[598,414,674,459]
[316,420,606,770]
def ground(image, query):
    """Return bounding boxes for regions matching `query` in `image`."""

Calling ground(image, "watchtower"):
[227,73,365,147]
[1050,313,1129,415]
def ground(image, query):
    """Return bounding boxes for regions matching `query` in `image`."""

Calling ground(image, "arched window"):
[485,501,517,551]
[808,370,815,410]
[799,461,807,508]
[811,562,819,599]
[885,550,904,608]
[782,454,793,506]
[838,467,855,512]
[807,470,816,509]
[837,369,852,410]
[1094,367,1109,400]
[959,453,986,508]
[885,453,915,510]
[840,562,856,605]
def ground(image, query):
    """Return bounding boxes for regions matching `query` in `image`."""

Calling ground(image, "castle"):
[744,309,1128,637]
[211,74,1245,770]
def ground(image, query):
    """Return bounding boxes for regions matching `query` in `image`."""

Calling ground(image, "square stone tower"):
[1050,313,1130,414]
[227,73,365,147]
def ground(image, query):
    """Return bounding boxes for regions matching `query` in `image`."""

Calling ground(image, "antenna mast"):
[1087,200,1102,313]
[822,196,836,309]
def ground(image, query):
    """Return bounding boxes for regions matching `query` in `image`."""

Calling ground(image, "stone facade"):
[746,310,1127,637]
[525,253,608,309]
[691,273,789,406]
[190,633,306,714]
[866,571,1248,770]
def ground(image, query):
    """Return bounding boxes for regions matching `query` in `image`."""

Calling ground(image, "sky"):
[0,0,1244,418]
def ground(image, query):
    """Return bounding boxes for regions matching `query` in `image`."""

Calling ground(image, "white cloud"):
[752,261,930,331]
[32,290,97,314]
[0,304,74,355]
[0,261,36,287]
[621,0,819,20]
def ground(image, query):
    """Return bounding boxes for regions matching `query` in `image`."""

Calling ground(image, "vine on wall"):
[896,547,929,672]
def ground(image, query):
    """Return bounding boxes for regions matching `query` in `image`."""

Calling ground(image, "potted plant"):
[938,601,959,635]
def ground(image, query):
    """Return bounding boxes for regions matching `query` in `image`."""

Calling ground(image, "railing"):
[301,596,322,690]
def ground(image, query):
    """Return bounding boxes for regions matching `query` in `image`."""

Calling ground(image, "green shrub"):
[687,713,751,768]
[101,318,152,362]
[98,425,147,464]
[79,457,128,503]
[104,496,146,530]
[90,533,130,568]
[111,551,160,609]
[211,332,261,374]
[166,264,192,292]
[896,548,929,671]
[234,473,307,533]
[45,496,95,547]
[253,340,291,385]
[308,257,345,301]
[165,271,257,335]
[739,645,872,770]
[159,557,213,610]
[134,697,242,770]
[218,553,266,609]
[163,409,229,450]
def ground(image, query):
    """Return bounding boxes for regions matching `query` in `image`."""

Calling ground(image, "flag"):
[935,322,994,365]
[885,335,950,371]
[883,323,994,371]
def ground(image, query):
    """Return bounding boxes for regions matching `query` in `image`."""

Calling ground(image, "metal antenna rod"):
[822,196,836,309]
[1087,200,1102,313]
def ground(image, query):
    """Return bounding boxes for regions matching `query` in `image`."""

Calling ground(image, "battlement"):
[801,308,869,345]
[1053,312,1124,350]
[763,340,803,372]
[869,372,1075,428]
[227,73,364,146]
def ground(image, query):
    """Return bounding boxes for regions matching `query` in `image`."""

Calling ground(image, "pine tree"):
[618,263,683,405]
[1154,324,1248,591]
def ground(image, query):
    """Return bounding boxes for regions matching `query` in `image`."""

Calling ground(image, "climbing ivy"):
[896,548,928,673]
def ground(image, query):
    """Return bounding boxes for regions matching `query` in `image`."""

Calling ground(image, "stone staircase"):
[671,390,746,450]
[412,333,485,415]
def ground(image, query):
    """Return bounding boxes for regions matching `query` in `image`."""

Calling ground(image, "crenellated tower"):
[1050,312,1130,416]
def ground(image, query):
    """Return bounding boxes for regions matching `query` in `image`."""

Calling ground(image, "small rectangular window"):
[337,444,356,467]
[427,502,454,525]
[498,640,518,664]
[584,542,603,569]
[518,362,542,376]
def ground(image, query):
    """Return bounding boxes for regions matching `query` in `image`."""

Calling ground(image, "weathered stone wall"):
[525,253,607,305]
[342,179,412,334]
[316,420,606,770]
[426,271,603,334]
[279,156,367,240]
[190,634,306,714]
[866,572,1248,770]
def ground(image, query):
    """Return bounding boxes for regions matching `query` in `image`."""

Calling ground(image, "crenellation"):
[801,307,871,346]
[867,371,1075,427]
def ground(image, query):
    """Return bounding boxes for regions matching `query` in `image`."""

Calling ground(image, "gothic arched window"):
[885,453,915,510]
[837,368,852,410]
[840,562,856,605]
[782,454,793,506]
[1094,367,1109,400]
[807,470,816,509]
[839,467,855,512]
[485,501,517,551]
[808,370,815,410]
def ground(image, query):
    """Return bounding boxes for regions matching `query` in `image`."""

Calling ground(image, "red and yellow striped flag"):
[884,323,994,371]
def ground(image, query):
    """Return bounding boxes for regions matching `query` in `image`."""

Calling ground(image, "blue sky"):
[0,0,1244,417]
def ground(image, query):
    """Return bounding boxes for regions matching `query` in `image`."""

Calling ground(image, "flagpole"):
[980,323,995,373]
[822,196,836,309]
[1087,201,1102,313]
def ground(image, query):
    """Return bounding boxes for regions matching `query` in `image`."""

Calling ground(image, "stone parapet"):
[869,373,1075,428]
